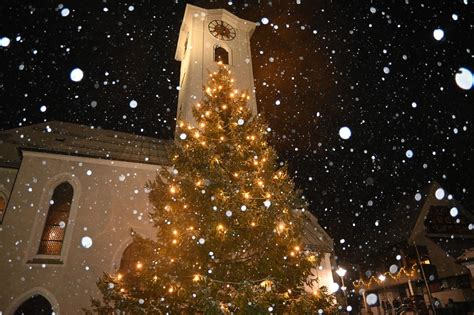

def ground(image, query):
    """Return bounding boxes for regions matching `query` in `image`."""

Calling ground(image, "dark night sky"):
[1,0,473,262]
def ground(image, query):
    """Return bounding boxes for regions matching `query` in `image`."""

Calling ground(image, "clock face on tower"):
[208,20,236,41]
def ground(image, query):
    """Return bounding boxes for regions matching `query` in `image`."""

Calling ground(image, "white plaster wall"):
[304,253,336,293]
[0,150,335,313]
[0,151,161,314]
[177,6,257,127]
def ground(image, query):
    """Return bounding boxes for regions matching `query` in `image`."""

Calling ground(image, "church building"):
[0,5,335,314]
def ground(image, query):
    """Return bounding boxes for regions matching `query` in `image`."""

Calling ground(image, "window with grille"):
[214,46,229,65]
[37,182,73,255]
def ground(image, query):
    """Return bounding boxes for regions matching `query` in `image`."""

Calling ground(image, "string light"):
[103,63,334,313]
[353,263,418,288]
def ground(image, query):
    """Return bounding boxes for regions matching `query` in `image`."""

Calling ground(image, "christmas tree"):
[92,63,335,314]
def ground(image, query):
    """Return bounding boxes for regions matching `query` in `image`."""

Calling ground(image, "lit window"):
[0,194,6,222]
[37,182,73,255]
[214,46,229,65]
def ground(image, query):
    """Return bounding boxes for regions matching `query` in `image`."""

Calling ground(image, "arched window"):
[119,241,143,275]
[37,182,73,255]
[214,46,229,65]
[15,294,53,315]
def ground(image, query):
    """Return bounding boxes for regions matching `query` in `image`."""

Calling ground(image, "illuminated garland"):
[353,264,418,289]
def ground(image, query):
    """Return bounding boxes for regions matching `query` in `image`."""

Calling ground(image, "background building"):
[353,182,474,315]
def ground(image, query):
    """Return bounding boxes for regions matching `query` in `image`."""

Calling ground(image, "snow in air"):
[179,133,187,140]
[86,169,92,176]
[70,68,84,82]
[128,5,135,11]
[433,28,444,41]
[241,205,247,211]
[435,188,445,200]
[40,105,47,113]
[329,282,340,293]
[383,66,390,74]
[366,293,378,305]
[415,193,422,201]
[225,210,232,217]
[455,67,473,90]
[450,207,458,217]
[60,8,70,17]
[405,149,413,158]
[237,118,245,125]
[452,14,458,21]
[129,100,138,108]
[389,264,398,273]
[0,36,11,47]
[339,126,352,140]
[261,17,269,25]
[263,200,271,208]
[81,236,93,248]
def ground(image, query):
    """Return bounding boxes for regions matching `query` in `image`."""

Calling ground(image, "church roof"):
[0,121,172,168]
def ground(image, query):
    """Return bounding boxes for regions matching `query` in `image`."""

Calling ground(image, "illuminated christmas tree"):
[92,64,335,314]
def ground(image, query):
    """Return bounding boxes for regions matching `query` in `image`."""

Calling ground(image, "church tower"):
[175,4,257,128]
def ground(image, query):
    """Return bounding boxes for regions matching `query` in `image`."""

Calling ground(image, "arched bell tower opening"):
[175,4,257,129]
[214,45,229,65]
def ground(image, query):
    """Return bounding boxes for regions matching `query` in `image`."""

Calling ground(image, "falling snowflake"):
[81,236,93,248]
[433,28,444,41]
[70,68,84,82]
[129,100,138,108]
[339,126,351,140]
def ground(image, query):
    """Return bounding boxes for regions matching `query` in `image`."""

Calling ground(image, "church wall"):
[0,151,162,314]
[304,252,336,293]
